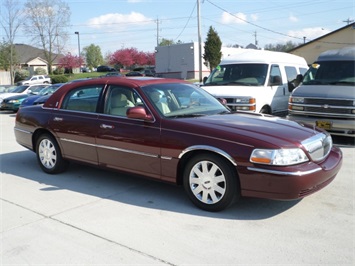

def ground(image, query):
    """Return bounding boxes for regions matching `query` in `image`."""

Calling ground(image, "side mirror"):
[288,74,303,92]
[127,106,153,121]
[203,76,208,84]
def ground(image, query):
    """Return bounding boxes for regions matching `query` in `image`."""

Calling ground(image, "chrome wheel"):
[183,153,239,212]
[189,160,226,204]
[38,138,57,169]
[36,134,68,174]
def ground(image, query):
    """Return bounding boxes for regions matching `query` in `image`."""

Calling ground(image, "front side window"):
[62,85,103,113]
[269,65,282,86]
[104,86,138,117]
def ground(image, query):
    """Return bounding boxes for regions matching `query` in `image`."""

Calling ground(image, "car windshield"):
[204,63,268,86]
[302,61,355,86]
[37,85,61,95]
[12,85,29,93]
[142,83,229,118]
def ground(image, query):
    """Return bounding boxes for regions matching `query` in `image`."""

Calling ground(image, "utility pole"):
[197,0,202,82]
[253,31,258,46]
[156,18,160,46]
[343,18,354,25]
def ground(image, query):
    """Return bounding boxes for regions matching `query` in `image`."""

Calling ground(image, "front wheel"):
[36,134,68,174]
[183,153,239,212]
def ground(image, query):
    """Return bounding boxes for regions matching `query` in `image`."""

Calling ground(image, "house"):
[289,23,355,64]
[14,44,63,74]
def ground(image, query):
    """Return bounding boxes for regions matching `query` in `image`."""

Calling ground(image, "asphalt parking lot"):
[1,110,354,265]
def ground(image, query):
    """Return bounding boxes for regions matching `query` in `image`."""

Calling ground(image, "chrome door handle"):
[100,124,114,129]
[53,117,63,121]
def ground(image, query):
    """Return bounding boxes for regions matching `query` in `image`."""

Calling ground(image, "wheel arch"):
[32,128,56,153]
[176,145,238,186]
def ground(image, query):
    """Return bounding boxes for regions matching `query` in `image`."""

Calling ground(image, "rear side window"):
[62,85,103,113]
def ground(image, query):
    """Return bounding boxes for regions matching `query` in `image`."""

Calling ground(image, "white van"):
[287,46,355,137]
[201,49,308,116]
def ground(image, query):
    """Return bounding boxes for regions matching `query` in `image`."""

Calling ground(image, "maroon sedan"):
[14,77,343,211]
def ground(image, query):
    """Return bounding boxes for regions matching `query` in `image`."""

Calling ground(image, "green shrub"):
[53,67,65,75]
[15,69,29,82]
[35,67,47,75]
[51,75,69,84]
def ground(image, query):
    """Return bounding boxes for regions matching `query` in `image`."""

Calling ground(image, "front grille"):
[305,106,352,114]
[301,133,332,162]
[304,98,354,106]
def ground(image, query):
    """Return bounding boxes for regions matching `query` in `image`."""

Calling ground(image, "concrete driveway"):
[1,111,354,265]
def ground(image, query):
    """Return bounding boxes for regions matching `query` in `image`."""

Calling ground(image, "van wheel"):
[260,106,271,114]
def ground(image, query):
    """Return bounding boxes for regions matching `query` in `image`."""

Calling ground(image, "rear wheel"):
[36,134,68,174]
[183,153,239,212]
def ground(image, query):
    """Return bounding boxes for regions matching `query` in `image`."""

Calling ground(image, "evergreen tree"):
[203,26,222,72]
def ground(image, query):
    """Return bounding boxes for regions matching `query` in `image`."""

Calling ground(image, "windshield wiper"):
[170,113,206,118]
[329,81,355,85]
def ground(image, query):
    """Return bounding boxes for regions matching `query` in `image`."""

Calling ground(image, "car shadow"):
[0,150,301,220]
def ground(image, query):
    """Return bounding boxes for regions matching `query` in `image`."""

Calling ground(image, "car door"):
[48,84,103,165]
[268,64,287,114]
[96,85,162,179]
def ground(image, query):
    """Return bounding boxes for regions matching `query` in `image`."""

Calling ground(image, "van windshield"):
[204,64,268,86]
[302,61,355,86]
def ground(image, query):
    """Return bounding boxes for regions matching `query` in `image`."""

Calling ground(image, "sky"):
[2,0,354,56]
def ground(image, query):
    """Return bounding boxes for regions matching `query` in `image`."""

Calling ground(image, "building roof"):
[289,23,355,52]
[14,43,63,65]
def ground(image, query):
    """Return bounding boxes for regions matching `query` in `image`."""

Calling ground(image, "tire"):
[36,134,68,174]
[260,106,271,114]
[183,153,239,212]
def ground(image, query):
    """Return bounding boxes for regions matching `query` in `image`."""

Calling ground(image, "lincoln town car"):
[14,77,343,211]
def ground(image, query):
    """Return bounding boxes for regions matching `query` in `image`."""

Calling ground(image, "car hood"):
[292,84,354,98]
[201,85,263,97]
[167,112,320,149]
[0,93,21,100]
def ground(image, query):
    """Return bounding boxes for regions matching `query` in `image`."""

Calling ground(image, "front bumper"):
[287,114,355,137]
[240,146,343,200]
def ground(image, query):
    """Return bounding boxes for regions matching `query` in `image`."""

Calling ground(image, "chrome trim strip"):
[179,145,237,166]
[247,166,322,176]
[60,138,158,158]
[14,127,32,135]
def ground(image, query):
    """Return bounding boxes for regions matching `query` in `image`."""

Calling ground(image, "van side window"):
[269,65,282,85]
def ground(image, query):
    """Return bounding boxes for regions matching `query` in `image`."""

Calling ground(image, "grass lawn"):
[64,72,199,83]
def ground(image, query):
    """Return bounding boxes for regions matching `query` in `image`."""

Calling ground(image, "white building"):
[155,42,246,80]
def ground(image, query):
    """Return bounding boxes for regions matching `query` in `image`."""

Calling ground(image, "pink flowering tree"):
[109,48,155,69]
[58,53,84,73]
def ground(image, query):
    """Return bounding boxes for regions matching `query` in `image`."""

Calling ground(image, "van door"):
[268,64,288,115]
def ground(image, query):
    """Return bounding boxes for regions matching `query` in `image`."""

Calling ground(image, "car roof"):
[44,77,190,109]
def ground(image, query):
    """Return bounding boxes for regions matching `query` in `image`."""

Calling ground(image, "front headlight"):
[9,99,20,104]
[250,148,309,166]
[290,97,304,103]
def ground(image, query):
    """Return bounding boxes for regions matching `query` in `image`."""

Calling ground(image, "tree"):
[264,41,301,52]
[23,0,71,74]
[58,52,84,73]
[0,0,22,84]
[159,38,176,46]
[203,26,222,72]
[83,44,104,70]
[109,48,155,69]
